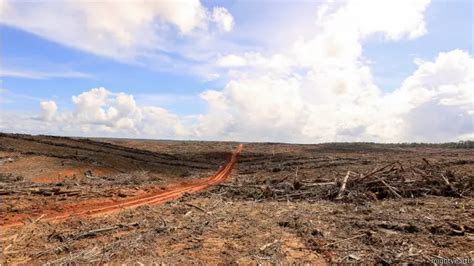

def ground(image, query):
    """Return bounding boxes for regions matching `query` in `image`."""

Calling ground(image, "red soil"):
[1,144,243,229]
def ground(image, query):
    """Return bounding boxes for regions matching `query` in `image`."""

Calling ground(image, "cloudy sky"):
[0,0,472,143]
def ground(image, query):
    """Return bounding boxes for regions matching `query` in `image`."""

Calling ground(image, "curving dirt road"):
[1,144,243,229]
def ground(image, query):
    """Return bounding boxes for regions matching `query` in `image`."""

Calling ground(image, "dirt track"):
[1,144,242,229]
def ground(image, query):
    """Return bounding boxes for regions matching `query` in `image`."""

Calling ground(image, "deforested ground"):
[1,133,472,264]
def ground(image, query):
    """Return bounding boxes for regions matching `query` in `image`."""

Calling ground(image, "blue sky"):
[364,0,473,91]
[1,25,211,114]
[0,0,472,142]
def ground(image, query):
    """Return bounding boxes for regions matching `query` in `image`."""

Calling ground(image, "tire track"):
[1,144,243,229]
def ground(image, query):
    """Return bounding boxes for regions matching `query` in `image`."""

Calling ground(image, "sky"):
[0,0,473,143]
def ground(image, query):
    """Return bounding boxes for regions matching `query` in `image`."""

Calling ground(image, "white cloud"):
[216,52,293,75]
[71,87,111,123]
[0,0,234,61]
[68,87,144,133]
[192,0,473,143]
[195,90,234,138]
[199,49,473,143]
[291,0,429,69]
[212,7,234,32]
[39,101,57,121]
[216,54,247,68]
[331,0,430,41]
[374,50,474,142]
[141,106,188,137]
[0,69,91,79]
[32,87,187,138]
[214,0,431,80]
[3,0,472,143]
[6,49,474,143]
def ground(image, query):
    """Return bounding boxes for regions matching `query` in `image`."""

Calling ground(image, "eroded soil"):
[1,133,473,264]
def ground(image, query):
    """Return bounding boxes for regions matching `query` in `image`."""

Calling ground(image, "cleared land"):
[0,133,472,264]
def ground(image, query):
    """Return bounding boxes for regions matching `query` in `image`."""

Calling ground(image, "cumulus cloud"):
[3,0,472,143]
[70,88,141,129]
[193,0,473,143]
[0,0,233,61]
[32,87,187,138]
[11,49,474,142]
[201,49,473,142]
[328,0,430,41]
[140,106,186,137]
[212,7,234,32]
[377,50,474,142]
[291,0,430,69]
[214,0,431,79]
[39,101,57,121]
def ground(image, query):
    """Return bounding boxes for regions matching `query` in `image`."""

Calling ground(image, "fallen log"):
[358,162,397,181]
[336,171,356,199]
[71,223,139,240]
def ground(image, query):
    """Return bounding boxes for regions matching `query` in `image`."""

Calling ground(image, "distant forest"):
[325,140,474,149]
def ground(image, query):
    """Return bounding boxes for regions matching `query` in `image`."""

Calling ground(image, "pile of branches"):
[214,171,338,202]
[214,159,472,203]
[332,159,472,202]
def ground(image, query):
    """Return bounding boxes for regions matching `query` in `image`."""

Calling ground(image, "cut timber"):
[336,171,355,200]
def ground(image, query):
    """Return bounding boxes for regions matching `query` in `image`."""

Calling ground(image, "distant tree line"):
[322,140,474,150]
[389,140,474,149]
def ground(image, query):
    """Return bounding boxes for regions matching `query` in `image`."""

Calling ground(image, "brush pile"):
[214,159,473,203]
[331,159,473,202]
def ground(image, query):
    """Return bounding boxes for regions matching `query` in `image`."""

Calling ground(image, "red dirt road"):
[1,144,243,229]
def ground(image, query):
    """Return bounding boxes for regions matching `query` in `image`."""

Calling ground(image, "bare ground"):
[1,133,473,264]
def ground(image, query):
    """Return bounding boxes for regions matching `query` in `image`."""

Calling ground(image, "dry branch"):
[376,178,402,199]
[185,203,209,214]
[358,162,397,181]
[323,233,366,247]
[336,171,355,200]
[302,182,336,187]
